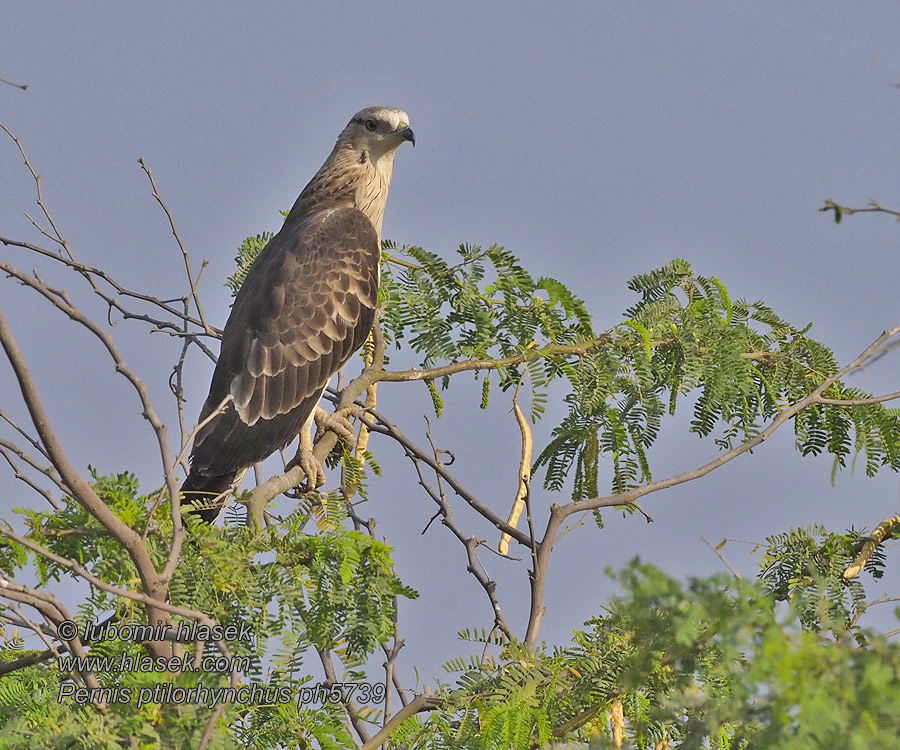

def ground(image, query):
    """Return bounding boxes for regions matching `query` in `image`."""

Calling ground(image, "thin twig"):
[138,157,212,334]
[0,444,61,509]
[0,76,27,91]
[701,536,742,579]
[818,390,900,406]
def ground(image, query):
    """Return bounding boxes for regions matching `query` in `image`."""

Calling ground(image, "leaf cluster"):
[0,476,414,749]
[402,547,900,749]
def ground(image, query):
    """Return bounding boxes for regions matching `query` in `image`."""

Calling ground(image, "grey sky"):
[2,2,900,682]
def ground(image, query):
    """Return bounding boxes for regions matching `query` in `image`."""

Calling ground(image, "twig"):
[0,406,51,461]
[138,157,212,334]
[0,445,59,509]
[821,198,900,222]
[404,418,515,639]
[3,600,60,659]
[361,410,530,546]
[0,76,27,91]
[146,393,233,539]
[376,337,612,384]
[701,536,742,579]
[818,390,900,407]
[2,123,219,340]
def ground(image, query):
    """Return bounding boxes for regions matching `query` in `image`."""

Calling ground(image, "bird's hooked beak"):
[396,125,416,147]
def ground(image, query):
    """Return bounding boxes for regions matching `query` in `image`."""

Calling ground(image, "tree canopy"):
[1,124,899,749]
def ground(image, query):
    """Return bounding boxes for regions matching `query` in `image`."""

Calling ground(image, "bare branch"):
[0,300,172,628]
[403,418,515,639]
[0,263,186,584]
[362,409,531,546]
[0,443,61,509]
[0,406,51,461]
[2,600,61,659]
[138,157,212,334]
[821,198,900,222]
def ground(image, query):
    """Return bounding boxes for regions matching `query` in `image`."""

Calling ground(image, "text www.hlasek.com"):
[55,619,385,708]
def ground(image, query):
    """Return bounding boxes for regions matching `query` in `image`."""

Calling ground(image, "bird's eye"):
[364,119,378,132]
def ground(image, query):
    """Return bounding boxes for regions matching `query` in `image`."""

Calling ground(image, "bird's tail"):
[180,472,236,524]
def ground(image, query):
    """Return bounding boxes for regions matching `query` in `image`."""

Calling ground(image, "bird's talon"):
[314,406,358,446]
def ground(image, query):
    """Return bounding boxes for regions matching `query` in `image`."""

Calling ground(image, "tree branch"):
[0,300,175,644]
[138,157,212,335]
[375,338,611,383]
[360,693,443,750]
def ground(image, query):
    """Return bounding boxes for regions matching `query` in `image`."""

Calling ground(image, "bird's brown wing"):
[189,206,379,477]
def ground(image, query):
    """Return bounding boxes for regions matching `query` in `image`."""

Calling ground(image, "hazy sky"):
[3,3,900,683]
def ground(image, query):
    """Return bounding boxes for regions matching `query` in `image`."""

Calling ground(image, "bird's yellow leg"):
[284,419,327,491]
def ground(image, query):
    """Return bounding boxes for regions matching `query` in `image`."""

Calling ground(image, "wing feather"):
[191,206,379,473]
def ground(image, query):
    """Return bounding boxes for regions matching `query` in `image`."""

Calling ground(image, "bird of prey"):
[181,106,414,522]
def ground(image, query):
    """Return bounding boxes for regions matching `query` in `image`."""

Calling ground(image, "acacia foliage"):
[233,240,900,505]
[382,246,900,499]
[2,237,900,748]
[406,529,900,750]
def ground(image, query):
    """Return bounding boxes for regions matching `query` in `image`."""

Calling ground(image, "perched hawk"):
[182,107,414,522]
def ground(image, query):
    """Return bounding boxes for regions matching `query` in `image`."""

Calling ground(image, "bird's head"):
[339,106,415,162]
